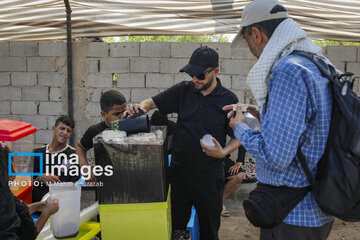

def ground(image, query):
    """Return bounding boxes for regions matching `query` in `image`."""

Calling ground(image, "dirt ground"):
[219,211,360,240]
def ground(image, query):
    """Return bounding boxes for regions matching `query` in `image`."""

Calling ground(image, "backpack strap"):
[291,50,333,189]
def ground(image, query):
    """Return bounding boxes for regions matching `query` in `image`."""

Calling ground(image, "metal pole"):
[64,0,74,146]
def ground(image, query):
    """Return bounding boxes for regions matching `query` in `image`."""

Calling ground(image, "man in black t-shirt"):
[127,47,241,240]
[32,115,78,203]
[76,90,126,174]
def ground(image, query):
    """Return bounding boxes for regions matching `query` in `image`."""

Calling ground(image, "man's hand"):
[228,162,243,176]
[43,197,59,216]
[200,137,226,159]
[223,103,246,130]
[40,174,61,184]
[126,103,147,117]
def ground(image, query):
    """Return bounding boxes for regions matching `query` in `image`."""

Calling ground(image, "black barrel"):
[94,127,169,204]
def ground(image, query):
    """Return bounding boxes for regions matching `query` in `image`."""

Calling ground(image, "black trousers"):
[170,173,224,240]
[260,220,334,240]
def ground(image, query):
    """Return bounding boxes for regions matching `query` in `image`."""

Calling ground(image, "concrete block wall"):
[79,41,256,131]
[0,40,359,148]
[0,41,67,147]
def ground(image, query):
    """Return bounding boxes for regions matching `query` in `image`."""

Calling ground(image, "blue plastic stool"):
[186,206,200,240]
[169,155,200,240]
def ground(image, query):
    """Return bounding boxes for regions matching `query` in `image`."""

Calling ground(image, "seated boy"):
[76,90,126,171]
[222,145,246,217]
[32,115,78,203]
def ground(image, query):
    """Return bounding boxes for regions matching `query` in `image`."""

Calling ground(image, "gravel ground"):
[219,211,360,240]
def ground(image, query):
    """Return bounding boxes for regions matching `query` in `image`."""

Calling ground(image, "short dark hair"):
[55,115,75,129]
[241,4,288,39]
[100,90,126,113]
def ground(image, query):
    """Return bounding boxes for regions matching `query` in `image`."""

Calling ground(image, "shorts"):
[224,157,245,179]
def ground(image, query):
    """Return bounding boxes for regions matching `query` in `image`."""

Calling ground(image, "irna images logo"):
[8,150,113,180]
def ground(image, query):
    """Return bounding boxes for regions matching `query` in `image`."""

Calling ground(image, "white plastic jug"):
[49,183,81,239]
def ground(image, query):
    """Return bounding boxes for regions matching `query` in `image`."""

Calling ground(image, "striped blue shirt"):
[235,54,334,227]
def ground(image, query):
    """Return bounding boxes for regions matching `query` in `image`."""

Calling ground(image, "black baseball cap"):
[180,46,219,76]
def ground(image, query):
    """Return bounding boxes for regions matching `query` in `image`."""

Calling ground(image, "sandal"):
[221,207,231,217]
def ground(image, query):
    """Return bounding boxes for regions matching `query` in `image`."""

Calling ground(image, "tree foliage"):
[104,34,229,43]
[313,39,360,47]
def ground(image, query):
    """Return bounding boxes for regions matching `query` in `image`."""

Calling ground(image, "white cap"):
[240,0,288,30]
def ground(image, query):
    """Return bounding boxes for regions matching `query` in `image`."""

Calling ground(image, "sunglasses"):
[191,68,214,80]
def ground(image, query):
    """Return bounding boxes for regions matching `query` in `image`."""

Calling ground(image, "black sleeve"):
[226,94,239,138]
[236,145,246,164]
[0,148,20,240]
[80,127,96,151]
[152,82,183,114]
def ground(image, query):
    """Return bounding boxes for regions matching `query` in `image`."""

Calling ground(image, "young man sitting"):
[32,115,78,202]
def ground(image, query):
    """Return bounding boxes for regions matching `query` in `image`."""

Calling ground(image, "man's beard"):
[195,74,214,91]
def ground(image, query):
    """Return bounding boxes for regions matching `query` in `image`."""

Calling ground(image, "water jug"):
[49,183,81,239]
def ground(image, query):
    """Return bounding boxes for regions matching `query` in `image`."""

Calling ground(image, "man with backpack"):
[217,0,338,239]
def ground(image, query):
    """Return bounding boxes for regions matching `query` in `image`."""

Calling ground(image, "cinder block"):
[131,88,159,102]
[0,87,21,100]
[21,115,48,130]
[86,102,101,117]
[0,115,21,121]
[202,43,232,58]
[22,87,49,101]
[0,57,26,71]
[115,88,131,102]
[325,46,357,62]
[232,75,249,90]
[110,43,139,57]
[347,62,360,78]
[27,57,56,72]
[39,102,64,115]
[117,73,145,88]
[88,59,99,73]
[47,116,57,128]
[146,74,174,88]
[331,61,345,72]
[99,58,129,73]
[0,42,9,57]
[35,130,53,144]
[171,43,201,58]
[38,73,65,87]
[0,73,10,85]
[39,41,66,56]
[160,58,188,74]
[219,75,232,89]
[130,58,160,73]
[353,78,360,95]
[11,72,37,86]
[56,57,66,73]
[50,87,62,101]
[0,101,10,114]
[140,42,170,58]
[174,74,190,84]
[11,101,37,115]
[86,73,113,88]
[86,42,109,57]
[10,42,38,56]
[231,47,256,60]
[221,59,254,75]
